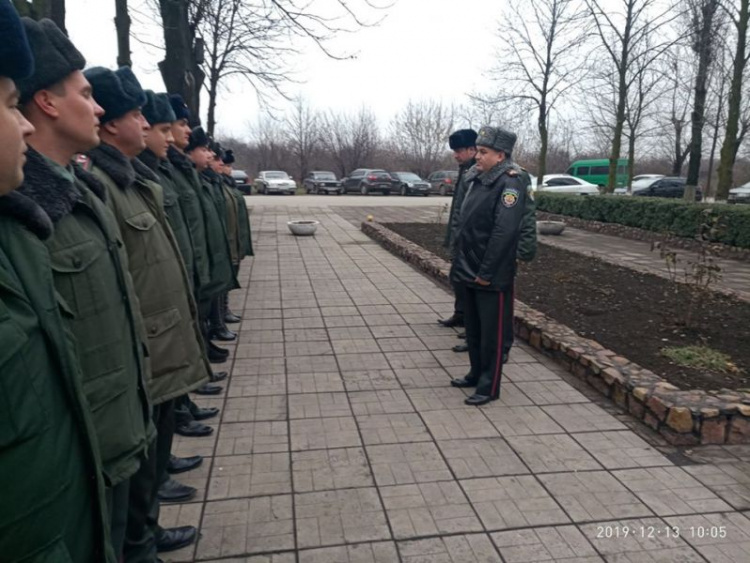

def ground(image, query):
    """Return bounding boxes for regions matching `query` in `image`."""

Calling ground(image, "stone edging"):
[362,220,750,445]
[536,211,750,263]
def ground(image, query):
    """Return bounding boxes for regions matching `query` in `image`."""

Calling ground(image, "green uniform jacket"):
[17,148,152,487]
[223,173,254,259]
[220,178,240,266]
[444,158,476,249]
[167,146,210,293]
[139,150,195,289]
[88,144,209,405]
[196,169,237,301]
[0,191,114,562]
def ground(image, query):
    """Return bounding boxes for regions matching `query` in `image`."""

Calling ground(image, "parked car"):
[254,170,297,195]
[231,169,252,194]
[614,174,664,195]
[633,177,703,201]
[728,181,750,204]
[427,170,459,196]
[303,171,343,195]
[532,174,600,195]
[340,169,393,195]
[391,172,431,196]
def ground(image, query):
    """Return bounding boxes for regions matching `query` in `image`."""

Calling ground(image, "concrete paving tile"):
[299,542,399,563]
[332,339,382,354]
[325,315,368,328]
[239,318,283,332]
[286,355,339,373]
[419,335,468,351]
[169,456,212,503]
[421,408,500,440]
[290,416,362,451]
[506,434,602,473]
[327,326,374,340]
[216,421,289,456]
[406,387,472,412]
[240,329,284,343]
[367,442,452,486]
[236,342,285,359]
[284,316,326,330]
[288,392,352,418]
[197,496,295,558]
[398,534,502,562]
[295,487,391,548]
[685,463,750,510]
[503,363,563,382]
[292,447,374,492]
[438,438,528,478]
[573,431,672,469]
[285,340,334,357]
[542,403,628,433]
[222,396,288,423]
[282,307,322,319]
[209,453,292,499]
[337,352,391,371]
[514,381,590,405]
[157,502,201,562]
[171,430,218,458]
[376,337,427,353]
[431,349,472,369]
[341,369,402,392]
[228,374,287,397]
[380,481,483,539]
[578,517,705,562]
[232,357,286,376]
[287,372,345,394]
[395,367,452,388]
[201,553,296,563]
[356,413,432,445]
[665,512,750,562]
[364,314,407,326]
[348,389,415,415]
[462,475,570,530]
[321,306,361,317]
[282,328,329,342]
[539,471,651,522]
[401,313,443,324]
[613,467,733,516]
[491,525,603,563]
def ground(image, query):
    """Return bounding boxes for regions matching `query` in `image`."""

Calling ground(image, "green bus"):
[566,159,629,187]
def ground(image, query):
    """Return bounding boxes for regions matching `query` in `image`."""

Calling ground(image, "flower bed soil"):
[383,222,750,391]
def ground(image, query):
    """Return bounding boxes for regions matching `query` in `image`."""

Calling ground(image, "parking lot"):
[246,194,453,208]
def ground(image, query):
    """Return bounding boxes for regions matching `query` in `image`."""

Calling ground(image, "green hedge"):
[536,193,750,249]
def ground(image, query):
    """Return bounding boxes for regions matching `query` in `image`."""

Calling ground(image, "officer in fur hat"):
[449,126,527,406]
[0,5,113,561]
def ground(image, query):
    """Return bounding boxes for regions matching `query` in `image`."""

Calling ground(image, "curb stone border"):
[362,220,750,446]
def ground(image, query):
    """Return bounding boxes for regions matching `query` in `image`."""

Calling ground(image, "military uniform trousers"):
[464,284,514,398]
[502,283,515,357]
[452,279,466,320]
[106,478,131,558]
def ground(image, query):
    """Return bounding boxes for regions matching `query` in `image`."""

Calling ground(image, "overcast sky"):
[65,0,498,139]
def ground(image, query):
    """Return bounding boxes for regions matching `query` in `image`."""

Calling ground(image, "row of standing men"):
[1,6,252,562]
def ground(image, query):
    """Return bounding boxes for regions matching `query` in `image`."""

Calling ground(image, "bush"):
[536,193,750,249]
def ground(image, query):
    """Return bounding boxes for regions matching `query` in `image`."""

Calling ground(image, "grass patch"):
[662,346,739,373]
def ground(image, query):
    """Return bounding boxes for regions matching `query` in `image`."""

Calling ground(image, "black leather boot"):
[209,296,236,341]
[224,291,242,324]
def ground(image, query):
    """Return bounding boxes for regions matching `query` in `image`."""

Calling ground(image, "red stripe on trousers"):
[491,292,505,397]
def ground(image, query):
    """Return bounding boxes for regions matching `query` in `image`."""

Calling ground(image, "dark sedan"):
[340,169,393,195]
[303,171,343,195]
[427,170,459,196]
[633,177,703,201]
[391,172,431,196]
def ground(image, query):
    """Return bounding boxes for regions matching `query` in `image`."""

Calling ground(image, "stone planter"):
[537,220,566,235]
[287,220,319,236]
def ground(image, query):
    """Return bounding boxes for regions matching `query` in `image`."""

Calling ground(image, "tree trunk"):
[705,75,726,199]
[672,121,684,175]
[717,0,749,200]
[158,0,203,125]
[206,76,219,137]
[537,101,548,191]
[627,133,636,193]
[50,0,65,33]
[115,0,131,67]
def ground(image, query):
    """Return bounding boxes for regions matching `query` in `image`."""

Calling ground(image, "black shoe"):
[450,376,477,388]
[191,406,219,421]
[452,343,469,353]
[175,420,214,437]
[156,525,197,553]
[194,383,222,396]
[207,342,229,364]
[457,332,466,340]
[438,315,464,328]
[157,478,197,503]
[167,454,203,475]
[211,371,228,382]
[209,341,230,356]
[224,312,242,324]
[210,327,237,341]
[465,393,496,406]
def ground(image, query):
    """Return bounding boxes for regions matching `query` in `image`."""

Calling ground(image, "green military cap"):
[476,125,517,155]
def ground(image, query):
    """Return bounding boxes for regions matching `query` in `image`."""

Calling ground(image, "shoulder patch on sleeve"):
[501,187,520,208]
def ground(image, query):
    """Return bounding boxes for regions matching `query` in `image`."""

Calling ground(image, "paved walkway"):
[164,205,750,563]
[335,206,750,302]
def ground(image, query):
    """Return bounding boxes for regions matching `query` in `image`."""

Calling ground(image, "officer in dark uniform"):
[450,126,527,406]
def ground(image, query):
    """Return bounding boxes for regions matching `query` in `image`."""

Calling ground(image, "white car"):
[529,174,600,195]
[728,181,750,204]
[614,174,664,195]
[254,171,297,195]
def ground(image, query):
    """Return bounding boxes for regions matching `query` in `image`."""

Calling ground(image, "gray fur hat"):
[84,66,146,124]
[143,91,176,125]
[17,17,85,103]
[476,126,517,155]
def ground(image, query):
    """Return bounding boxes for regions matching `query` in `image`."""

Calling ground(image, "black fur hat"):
[85,66,146,124]
[208,139,224,160]
[17,18,85,103]
[169,94,191,122]
[222,149,235,165]
[186,126,209,152]
[0,1,34,80]
[448,129,478,150]
[143,91,176,125]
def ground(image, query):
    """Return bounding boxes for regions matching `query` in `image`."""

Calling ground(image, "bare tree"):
[717,0,750,199]
[585,0,678,192]
[12,0,66,32]
[250,113,286,173]
[115,0,132,67]
[388,100,455,178]
[283,97,321,181]
[319,108,379,177]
